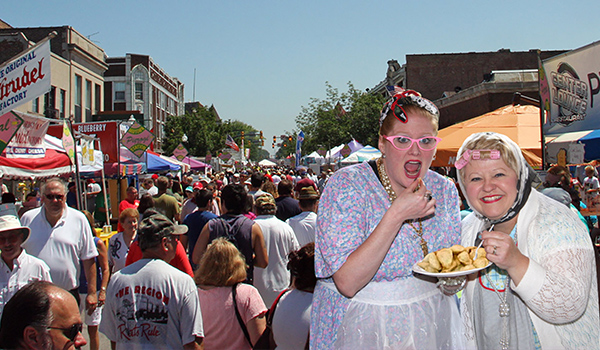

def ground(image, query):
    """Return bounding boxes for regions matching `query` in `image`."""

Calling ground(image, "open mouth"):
[404,161,422,178]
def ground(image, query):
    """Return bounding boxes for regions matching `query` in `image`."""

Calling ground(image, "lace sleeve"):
[522,248,594,324]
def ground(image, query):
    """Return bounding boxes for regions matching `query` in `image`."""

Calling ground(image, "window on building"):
[44,86,57,118]
[114,82,126,101]
[85,80,92,121]
[32,98,39,113]
[94,84,101,114]
[74,75,82,122]
[59,89,66,118]
[135,82,143,100]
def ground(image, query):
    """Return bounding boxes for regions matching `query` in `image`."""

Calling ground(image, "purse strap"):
[232,283,253,346]
[266,288,290,327]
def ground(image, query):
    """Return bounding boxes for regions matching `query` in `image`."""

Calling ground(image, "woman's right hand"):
[388,178,436,223]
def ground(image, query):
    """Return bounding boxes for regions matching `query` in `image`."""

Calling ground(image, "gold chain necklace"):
[376,157,429,257]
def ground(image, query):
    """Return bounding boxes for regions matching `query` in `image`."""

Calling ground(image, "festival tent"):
[546,129,600,163]
[0,134,73,179]
[432,104,542,168]
[172,156,211,171]
[341,145,382,164]
[146,151,180,172]
[258,159,277,167]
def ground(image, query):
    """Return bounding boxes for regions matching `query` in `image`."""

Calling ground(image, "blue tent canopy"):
[147,152,180,171]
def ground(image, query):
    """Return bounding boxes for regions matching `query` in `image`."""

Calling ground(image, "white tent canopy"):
[258,159,277,167]
[341,145,382,164]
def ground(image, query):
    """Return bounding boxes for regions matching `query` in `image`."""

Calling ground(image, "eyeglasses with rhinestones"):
[383,135,441,151]
[47,323,83,342]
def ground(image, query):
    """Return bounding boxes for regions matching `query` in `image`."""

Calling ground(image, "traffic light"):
[273,136,276,143]
[260,131,263,139]
[288,136,293,142]
[241,131,245,140]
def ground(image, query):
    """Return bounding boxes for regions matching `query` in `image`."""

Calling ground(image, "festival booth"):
[432,104,543,168]
[341,145,382,165]
[545,129,600,164]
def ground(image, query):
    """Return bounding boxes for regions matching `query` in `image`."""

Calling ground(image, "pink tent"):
[172,156,211,171]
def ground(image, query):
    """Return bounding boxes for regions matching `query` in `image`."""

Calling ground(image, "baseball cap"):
[0,215,30,243]
[138,212,188,248]
[185,186,194,193]
[193,181,203,190]
[151,174,159,180]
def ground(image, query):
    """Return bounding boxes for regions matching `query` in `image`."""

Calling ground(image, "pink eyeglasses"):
[383,135,441,151]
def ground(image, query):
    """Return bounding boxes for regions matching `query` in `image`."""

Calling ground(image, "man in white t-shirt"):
[21,178,99,316]
[286,187,320,246]
[0,215,52,315]
[253,193,299,306]
[100,212,203,349]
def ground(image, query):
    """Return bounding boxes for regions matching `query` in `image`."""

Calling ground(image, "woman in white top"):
[108,208,138,273]
[456,132,600,349]
[272,242,315,350]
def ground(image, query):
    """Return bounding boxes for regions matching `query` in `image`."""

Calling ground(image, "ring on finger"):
[424,193,432,201]
[493,245,497,255]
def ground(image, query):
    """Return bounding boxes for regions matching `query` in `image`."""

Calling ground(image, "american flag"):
[225,134,240,152]
[386,85,405,97]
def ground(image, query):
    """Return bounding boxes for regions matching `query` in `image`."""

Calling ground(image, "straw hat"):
[0,215,30,242]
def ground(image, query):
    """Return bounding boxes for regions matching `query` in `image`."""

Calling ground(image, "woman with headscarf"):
[456,132,600,349]
[311,88,463,349]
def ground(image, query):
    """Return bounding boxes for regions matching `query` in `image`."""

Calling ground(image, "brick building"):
[104,54,184,151]
[371,49,567,128]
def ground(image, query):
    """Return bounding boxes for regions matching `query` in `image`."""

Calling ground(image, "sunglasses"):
[383,135,441,151]
[44,194,65,201]
[48,323,83,342]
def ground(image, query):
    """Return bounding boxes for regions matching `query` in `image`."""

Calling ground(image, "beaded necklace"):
[376,157,428,257]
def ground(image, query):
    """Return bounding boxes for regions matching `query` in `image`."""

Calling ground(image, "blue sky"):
[3,1,600,156]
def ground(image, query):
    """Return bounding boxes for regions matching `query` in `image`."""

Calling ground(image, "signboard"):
[0,40,52,115]
[340,145,352,157]
[172,143,188,161]
[121,121,154,158]
[48,121,119,163]
[61,120,75,165]
[0,111,23,155]
[541,40,600,136]
[5,113,49,158]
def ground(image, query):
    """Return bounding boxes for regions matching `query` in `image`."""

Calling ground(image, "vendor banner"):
[0,40,52,115]
[61,119,75,165]
[5,113,49,158]
[0,111,24,155]
[295,131,304,168]
[541,40,600,136]
[172,143,188,161]
[121,120,154,158]
[81,137,95,166]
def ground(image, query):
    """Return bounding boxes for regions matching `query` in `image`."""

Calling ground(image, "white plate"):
[412,261,493,278]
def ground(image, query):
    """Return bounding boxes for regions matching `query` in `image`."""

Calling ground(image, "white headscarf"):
[456,132,535,226]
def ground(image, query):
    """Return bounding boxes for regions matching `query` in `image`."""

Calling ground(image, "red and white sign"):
[0,40,51,115]
[48,121,120,163]
[5,113,49,158]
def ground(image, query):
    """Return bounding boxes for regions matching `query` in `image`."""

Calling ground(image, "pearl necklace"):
[377,157,428,257]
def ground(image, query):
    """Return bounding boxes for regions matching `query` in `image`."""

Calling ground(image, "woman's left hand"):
[481,230,529,285]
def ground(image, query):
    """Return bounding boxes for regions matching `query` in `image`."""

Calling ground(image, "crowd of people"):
[0,87,599,349]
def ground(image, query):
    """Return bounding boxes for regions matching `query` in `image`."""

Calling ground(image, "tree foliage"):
[294,82,386,156]
[162,106,268,162]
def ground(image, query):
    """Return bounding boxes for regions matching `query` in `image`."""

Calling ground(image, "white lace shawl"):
[460,190,600,350]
